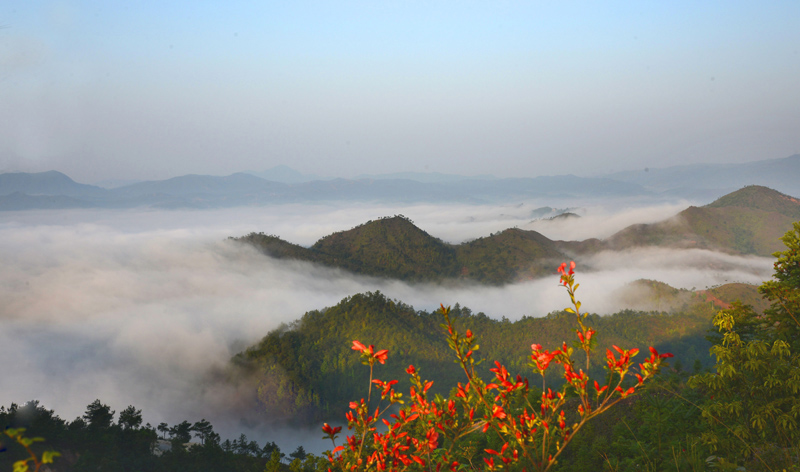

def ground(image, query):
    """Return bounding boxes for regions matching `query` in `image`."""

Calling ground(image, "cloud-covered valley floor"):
[0,202,773,451]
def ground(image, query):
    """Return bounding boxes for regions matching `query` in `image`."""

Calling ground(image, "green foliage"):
[234,277,745,423]
[759,221,800,351]
[2,427,60,472]
[0,399,326,472]
[321,268,675,471]
[690,221,800,471]
[83,399,114,430]
[118,405,143,430]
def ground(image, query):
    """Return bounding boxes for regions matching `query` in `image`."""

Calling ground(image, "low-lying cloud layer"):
[522,202,693,241]
[0,203,773,451]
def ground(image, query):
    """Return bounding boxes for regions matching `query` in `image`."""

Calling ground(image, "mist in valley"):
[0,202,773,452]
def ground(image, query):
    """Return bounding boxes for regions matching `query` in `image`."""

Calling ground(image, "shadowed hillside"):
[235,216,568,284]
[455,228,565,283]
[233,283,760,423]
[605,186,800,256]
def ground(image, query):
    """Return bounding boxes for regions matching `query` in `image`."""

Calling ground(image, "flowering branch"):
[324,262,672,472]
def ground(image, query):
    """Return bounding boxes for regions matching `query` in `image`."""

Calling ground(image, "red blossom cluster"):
[324,262,672,472]
[352,340,389,366]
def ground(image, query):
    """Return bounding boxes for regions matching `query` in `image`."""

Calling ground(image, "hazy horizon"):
[2,2,799,183]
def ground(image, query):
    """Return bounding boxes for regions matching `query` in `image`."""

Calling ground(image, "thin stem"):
[356,362,374,463]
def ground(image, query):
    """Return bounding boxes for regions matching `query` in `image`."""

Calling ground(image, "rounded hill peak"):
[311,215,455,281]
[706,185,800,217]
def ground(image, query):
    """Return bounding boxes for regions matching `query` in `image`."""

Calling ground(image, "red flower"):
[557,261,576,284]
[322,423,342,437]
[374,349,389,364]
[352,340,368,352]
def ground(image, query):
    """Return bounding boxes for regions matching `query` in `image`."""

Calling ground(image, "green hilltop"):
[231,282,759,423]
[606,185,800,256]
[235,216,568,284]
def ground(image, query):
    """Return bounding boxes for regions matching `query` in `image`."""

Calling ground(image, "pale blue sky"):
[1,1,799,182]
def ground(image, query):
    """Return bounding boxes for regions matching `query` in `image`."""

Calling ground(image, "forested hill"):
[234,186,799,284]
[605,185,800,256]
[232,282,757,423]
[234,216,568,284]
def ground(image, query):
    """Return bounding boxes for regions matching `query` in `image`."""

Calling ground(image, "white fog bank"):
[0,204,773,451]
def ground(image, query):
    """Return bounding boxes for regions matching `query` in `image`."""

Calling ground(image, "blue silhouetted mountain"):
[354,171,496,183]
[244,165,322,183]
[0,171,652,210]
[0,171,107,197]
[0,192,95,210]
[109,173,287,197]
[604,153,800,197]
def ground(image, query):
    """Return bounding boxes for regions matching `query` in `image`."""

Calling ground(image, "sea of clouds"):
[0,201,773,452]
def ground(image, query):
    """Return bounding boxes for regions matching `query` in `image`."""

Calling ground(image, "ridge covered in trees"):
[0,400,326,471]
[233,282,758,423]
[234,215,566,284]
[234,186,800,284]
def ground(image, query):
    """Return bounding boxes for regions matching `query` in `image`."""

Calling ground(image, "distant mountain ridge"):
[0,171,107,197]
[244,165,322,183]
[2,153,799,210]
[0,171,651,210]
[605,153,800,197]
[354,171,496,183]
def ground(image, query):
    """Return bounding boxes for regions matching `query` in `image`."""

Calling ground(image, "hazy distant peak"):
[602,153,800,197]
[93,178,143,189]
[245,165,322,183]
[548,212,581,220]
[353,171,496,183]
[1,170,72,184]
[0,170,106,197]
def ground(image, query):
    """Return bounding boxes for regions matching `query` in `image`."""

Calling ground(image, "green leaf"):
[42,450,61,464]
[13,460,30,472]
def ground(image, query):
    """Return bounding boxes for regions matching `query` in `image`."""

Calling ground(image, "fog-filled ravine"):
[0,200,773,452]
